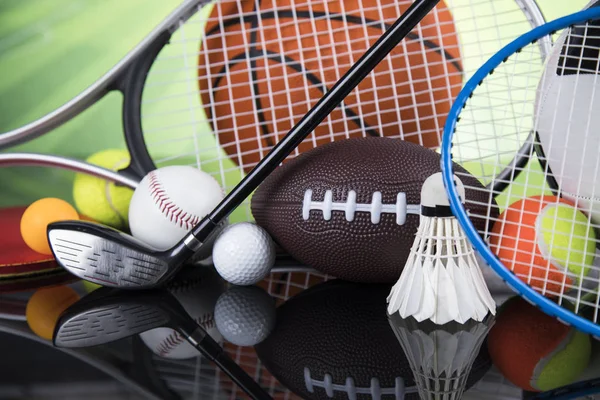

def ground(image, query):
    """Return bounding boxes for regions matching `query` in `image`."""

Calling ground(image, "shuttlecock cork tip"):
[421,172,465,216]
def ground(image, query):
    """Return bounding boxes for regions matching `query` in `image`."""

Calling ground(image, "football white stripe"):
[304,367,417,399]
[302,189,418,224]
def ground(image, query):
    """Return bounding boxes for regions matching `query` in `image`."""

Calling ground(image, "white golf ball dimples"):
[214,285,276,347]
[212,222,275,286]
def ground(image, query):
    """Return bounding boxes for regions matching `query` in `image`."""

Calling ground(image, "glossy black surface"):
[2,265,599,400]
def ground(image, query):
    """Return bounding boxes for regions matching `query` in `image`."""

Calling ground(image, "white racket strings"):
[450,18,600,319]
[137,0,544,222]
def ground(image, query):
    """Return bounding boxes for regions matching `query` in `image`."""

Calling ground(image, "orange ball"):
[487,296,591,392]
[20,198,79,255]
[489,195,594,296]
[198,0,462,173]
[26,285,81,341]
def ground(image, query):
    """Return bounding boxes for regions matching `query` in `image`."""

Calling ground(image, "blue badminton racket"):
[442,3,600,338]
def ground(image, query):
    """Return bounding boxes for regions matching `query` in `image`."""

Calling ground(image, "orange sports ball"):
[26,285,81,341]
[489,195,593,296]
[198,0,462,173]
[20,198,80,255]
[487,296,591,392]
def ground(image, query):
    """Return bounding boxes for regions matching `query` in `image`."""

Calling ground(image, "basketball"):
[198,0,462,173]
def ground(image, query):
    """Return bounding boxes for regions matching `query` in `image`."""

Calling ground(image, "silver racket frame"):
[0,0,208,150]
[0,0,547,172]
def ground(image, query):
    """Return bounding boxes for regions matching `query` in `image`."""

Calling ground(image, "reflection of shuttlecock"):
[387,172,496,325]
[389,313,494,400]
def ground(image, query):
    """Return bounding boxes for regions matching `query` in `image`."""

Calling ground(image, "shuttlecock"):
[387,172,496,325]
[388,313,494,400]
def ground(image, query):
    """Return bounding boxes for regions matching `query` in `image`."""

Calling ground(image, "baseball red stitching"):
[156,313,217,357]
[148,170,201,230]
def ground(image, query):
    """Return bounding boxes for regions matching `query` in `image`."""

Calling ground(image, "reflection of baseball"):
[129,166,226,260]
[139,268,226,359]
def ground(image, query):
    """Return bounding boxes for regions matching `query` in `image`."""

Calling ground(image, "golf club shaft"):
[186,326,273,400]
[188,0,442,243]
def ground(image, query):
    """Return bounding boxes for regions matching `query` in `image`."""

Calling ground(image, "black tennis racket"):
[0,0,547,226]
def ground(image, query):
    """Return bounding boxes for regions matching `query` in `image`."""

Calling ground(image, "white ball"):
[535,23,600,225]
[212,222,275,286]
[129,166,225,259]
[139,268,226,359]
[214,285,276,347]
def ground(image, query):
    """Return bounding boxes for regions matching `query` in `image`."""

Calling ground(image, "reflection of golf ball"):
[214,285,276,347]
[212,222,275,286]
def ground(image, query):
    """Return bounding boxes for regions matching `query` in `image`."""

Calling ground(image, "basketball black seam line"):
[204,7,461,144]
[212,48,380,137]
[250,0,274,148]
[205,9,463,73]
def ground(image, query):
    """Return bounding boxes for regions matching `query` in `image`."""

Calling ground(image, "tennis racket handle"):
[189,329,273,400]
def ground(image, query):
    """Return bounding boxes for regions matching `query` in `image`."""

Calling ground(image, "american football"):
[251,137,498,283]
[254,279,492,400]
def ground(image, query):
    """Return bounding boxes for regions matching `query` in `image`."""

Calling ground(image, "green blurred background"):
[0,0,590,208]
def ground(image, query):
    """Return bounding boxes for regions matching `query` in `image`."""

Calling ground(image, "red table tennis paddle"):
[0,206,77,292]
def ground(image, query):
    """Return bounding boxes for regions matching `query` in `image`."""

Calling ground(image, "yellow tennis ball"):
[489,296,591,392]
[538,202,596,284]
[492,196,596,296]
[82,280,102,293]
[26,285,80,341]
[533,329,591,391]
[73,149,134,230]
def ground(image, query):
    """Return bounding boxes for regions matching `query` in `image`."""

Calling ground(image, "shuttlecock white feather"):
[388,313,494,400]
[387,172,496,325]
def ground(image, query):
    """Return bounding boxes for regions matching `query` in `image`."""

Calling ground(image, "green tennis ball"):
[73,149,133,230]
[538,202,596,284]
[488,296,592,392]
[82,280,101,293]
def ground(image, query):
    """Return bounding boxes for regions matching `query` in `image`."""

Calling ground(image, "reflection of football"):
[251,137,498,283]
[254,280,492,400]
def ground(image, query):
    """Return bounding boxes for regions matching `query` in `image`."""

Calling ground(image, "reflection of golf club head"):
[388,313,494,400]
[54,284,273,400]
[53,287,191,348]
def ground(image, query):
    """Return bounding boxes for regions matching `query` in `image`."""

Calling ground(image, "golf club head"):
[47,220,184,289]
[53,287,190,348]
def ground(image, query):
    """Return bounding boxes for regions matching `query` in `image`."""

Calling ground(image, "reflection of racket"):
[137,267,512,399]
[524,378,600,400]
[0,266,324,399]
[442,6,600,337]
[0,0,546,225]
[0,319,177,399]
[0,206,76,293]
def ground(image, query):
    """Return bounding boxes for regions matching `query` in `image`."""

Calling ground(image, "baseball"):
[129,165,226,260]
[139,267,226,359]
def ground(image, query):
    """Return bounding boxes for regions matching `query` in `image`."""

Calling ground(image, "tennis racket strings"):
[140,0,546,223]
[444,5,600,320]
